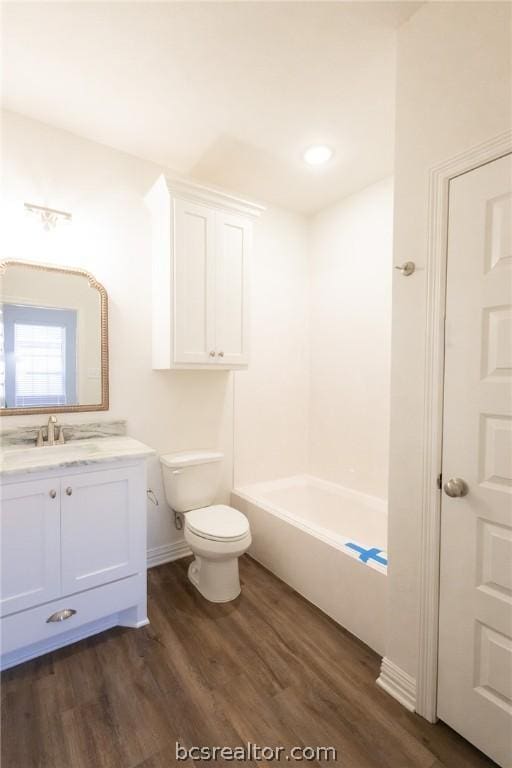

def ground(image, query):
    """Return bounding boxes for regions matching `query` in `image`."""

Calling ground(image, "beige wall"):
[1,110,307,557]
[387,1,512,678]
[309,177,393,500]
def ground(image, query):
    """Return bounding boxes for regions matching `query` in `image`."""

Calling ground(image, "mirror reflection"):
[0,262,107,413]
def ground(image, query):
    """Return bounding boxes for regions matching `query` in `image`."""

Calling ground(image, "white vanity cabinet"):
[1,477,61,616]
[146,176,264,370]
[0,455,149,670]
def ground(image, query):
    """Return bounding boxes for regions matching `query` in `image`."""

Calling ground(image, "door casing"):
[417,130,512,722]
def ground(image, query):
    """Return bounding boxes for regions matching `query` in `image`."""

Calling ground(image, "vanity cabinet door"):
[0,479,61,617]
[214,212,250,366]
[60,465,144,595]
[173,198,216,365]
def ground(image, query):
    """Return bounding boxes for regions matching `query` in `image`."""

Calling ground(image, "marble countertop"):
[0,436,155,477]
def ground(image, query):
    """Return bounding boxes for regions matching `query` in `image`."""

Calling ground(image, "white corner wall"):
[233,179,393,494]
[309,177,393,499]
[387,1,512,680]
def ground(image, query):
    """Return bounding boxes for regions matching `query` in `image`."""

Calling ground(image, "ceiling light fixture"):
[303,145,334,166]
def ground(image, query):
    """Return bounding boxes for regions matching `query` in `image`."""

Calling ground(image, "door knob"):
[443,477,469,498]
[65,487,73,496]
[49,489,57,499]
[209,350,215,357]
[218,350,224,358]
[394,261,415,277]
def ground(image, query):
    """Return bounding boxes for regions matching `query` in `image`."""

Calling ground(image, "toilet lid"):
[185,505,250,542]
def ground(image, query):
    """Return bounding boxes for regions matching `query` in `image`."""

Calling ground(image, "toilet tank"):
[160,451,224,512]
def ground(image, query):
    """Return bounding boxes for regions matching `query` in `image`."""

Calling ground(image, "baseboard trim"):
[146,540,192,569]
[376,657,417,712]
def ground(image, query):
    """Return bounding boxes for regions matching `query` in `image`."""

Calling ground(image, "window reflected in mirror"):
[0,262,108,415]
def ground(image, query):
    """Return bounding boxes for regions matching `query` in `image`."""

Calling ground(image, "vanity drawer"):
[1,576,140,655]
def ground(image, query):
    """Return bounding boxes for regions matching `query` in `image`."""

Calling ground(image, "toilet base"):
[187,556,241,603]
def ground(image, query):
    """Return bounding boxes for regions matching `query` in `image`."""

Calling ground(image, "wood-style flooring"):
[1,556,497,768]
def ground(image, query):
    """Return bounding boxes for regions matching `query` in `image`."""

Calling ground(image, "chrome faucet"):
[35,415,65,447]
[47,415,58,446]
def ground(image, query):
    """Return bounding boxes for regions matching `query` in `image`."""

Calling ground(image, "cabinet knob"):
[49,489,57,499]
[46,608,76,623]
[65,487,73,496]
[218,350,224,358]
[209,350,216,357]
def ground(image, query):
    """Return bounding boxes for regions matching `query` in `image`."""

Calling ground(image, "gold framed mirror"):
[0,260,109,416]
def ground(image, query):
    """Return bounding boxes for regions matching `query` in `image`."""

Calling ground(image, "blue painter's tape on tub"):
[345,543,388,566]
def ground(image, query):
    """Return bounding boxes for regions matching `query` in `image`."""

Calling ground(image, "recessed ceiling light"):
[303,145,334,166]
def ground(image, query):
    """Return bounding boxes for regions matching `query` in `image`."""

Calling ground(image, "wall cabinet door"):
[60,466,143,595]
[0,479,61,616]
[174,199,216,364]
[146,176,261,369]
[215,212,250,366]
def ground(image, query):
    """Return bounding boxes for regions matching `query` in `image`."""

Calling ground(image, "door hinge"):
[437,473,442,490]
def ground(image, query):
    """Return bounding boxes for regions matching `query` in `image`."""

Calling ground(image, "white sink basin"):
[0,436,155,475]
[2,442,99,469]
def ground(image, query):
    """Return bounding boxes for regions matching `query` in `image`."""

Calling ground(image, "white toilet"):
[160,450,251,603]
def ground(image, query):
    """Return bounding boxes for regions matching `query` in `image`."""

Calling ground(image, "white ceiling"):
[1,2,420,214]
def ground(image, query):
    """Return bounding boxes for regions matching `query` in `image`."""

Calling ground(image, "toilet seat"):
[185,505,250,543]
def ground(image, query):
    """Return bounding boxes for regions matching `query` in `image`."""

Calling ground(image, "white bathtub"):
[231,474,387,654]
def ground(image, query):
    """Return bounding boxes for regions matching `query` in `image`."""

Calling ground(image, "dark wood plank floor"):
[1,556,497,768]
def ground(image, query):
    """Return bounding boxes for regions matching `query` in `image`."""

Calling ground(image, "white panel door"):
[438,154,512,767]
[215,212,250,365]
[0,478,61,616]
[61,466,143,595]
[174,199,216,364]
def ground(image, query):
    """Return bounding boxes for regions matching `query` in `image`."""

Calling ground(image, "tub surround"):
[0,419,127,447]
[232,474,387,654]
[235,474,388,572]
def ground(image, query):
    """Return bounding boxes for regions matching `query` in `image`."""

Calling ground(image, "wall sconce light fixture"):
[24,203,72,231]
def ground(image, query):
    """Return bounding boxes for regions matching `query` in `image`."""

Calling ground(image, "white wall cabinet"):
[146,176,263,370]
[0,460,148,670]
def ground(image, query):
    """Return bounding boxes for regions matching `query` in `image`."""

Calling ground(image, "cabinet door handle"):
[49,489,57,499]
[209,350,216,357]
[46,608,76,623]
[65,487,73,496]
[218,350,224,358]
